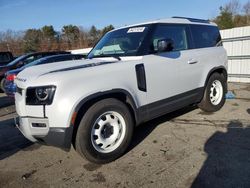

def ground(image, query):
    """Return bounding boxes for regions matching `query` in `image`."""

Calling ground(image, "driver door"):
[143,24,203,118]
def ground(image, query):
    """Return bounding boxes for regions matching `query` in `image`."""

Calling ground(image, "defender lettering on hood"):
[16,77,27,82]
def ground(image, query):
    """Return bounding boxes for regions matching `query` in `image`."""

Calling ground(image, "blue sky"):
[0,0,249,31]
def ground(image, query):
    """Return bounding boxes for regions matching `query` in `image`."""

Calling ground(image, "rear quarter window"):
[190,25,221,49]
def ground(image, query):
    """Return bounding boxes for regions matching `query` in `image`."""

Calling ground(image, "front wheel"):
[198,73,227,112]
[75,98,134,164]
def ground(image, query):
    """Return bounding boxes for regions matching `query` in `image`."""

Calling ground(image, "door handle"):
[188,59,198,64]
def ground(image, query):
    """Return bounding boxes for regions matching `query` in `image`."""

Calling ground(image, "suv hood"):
[15,58,117,84]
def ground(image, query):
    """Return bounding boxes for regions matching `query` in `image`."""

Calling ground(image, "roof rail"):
[172,16,210,24]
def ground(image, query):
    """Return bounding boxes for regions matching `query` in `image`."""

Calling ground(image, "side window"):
[190,25,221,48]
[23,56,36,65]
[151,25,189,52]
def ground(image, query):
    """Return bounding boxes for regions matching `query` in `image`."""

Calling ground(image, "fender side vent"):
[135,64,147,92]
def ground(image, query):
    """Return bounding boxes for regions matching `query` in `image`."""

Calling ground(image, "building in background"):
[221,26,250,83]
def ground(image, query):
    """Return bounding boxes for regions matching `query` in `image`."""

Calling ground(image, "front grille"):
[16,87,23,95]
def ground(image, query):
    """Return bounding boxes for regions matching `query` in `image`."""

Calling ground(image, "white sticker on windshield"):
[127,27,145,33]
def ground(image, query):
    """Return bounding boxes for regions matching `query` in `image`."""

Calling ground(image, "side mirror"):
[157,39,174,52]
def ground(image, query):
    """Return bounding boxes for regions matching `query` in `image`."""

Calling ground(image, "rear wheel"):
[198,73,226,112]
[75,98,134,163]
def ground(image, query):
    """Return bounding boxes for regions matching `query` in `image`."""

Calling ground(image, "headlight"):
[36,88,50,101]
[26,86,56,105]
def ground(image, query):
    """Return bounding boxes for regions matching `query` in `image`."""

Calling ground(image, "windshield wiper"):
[109,55,121,61]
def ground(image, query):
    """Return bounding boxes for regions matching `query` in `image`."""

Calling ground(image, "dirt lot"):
[0,82,249,188]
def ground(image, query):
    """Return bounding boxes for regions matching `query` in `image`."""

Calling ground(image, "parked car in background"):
[4,54,84,96]
[0,52,14,66]
[0,51,70,91]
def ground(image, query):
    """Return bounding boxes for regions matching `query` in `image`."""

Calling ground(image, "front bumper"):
[15,116,73,151]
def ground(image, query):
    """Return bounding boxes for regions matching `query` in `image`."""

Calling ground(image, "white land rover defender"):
[15,17,227,163]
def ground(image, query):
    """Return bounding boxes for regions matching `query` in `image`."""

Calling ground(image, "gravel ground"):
[0,82,249,188]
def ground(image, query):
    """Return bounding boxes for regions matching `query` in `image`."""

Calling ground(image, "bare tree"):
[0,30,24,55]
[243,1,250,25]
[225,0,241,15]
[78,26,89,48]
[243,1,250,15]
[0,24,115,55]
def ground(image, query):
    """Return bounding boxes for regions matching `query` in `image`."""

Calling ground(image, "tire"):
[75,98,134,164]
[198,73,226,112]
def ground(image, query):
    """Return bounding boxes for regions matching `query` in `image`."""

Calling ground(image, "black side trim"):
[72,87,205,126]
[137,87,204,122]
[135,64,147,92]
[34,126,73,151]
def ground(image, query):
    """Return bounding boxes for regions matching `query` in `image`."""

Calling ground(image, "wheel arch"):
[204,66,228,89]
[71,89,139,147]
[198,66,227,112]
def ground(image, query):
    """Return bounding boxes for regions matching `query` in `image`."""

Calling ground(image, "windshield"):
[88,26,149,59]
[7,54,27,66]
[22,58,43,68]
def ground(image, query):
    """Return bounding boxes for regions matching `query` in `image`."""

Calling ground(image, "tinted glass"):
[22,55,36,65]
[7,54,27,66]
[23,58,45,68]
[151,25,189,52]
[190,25,221,48]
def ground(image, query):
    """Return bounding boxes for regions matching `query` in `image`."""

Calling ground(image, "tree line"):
[0,0,250,56]
[213,0,250,29]
[0,25,114,56]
